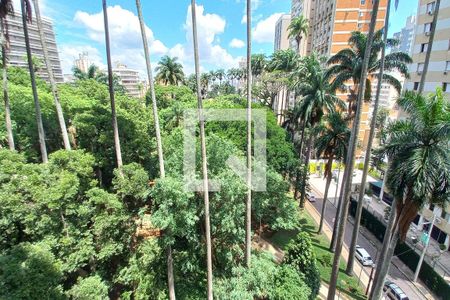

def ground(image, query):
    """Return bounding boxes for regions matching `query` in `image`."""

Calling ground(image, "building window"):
[359,12,364,17]
[421,43,429,53]
[427,2,436,14]
[358,23,363,29]
[424,23,432,33]
[446,61,450,71]
[413,82,419,90]
[361,0,366,4]
[443,83,449,92]
[417,63,424,73]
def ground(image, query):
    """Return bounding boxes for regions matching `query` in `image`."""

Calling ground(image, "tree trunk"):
[330,164,348,252]
[1,20,14,150]
[191,2,213,299]
[346,0,391,275]
[327,1,380,298]
[418,0,440,93]
[102,0,123,168]
[370,194,399,299]
[135,0,174,298]
[245,0,252,268]
[293,123,305,200]
[21,0,47,163]
[318,156,333,233]
[33,0,70,151]
[299,133,313,208]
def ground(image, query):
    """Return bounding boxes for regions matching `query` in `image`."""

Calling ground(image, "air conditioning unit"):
[425,31,431,36]
[428,10,433,15]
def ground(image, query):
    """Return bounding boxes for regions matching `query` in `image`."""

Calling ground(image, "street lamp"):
[413,214,439,282]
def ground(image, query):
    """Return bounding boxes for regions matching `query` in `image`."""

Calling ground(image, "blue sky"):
[30,0,416,77]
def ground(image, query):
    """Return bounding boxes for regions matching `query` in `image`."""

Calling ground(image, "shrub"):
[284,232,321,299]
[68,275,109,300]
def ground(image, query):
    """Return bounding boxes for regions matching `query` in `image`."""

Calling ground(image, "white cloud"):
[72,5,168,76]
[241,14,247,24]
[229,38,245,48]
[252,12,283,43]
[168,4,241,74]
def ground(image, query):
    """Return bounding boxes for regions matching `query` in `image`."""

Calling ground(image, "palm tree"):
[245,0,252,268]
[155,55,184,85]
[327,30,411,116]
[32,0,70,151]
[0,1,14,150]
[134,0,174,298]
[314,113,350,233]
[287,15,309,53]
[419,0,440,93]
[21,0,47,162]
[200,72,211,98]
[290,54,345,208]
[370,89,450,299]
[102,0,122,168]
[72,64,99,80]
[327,1,380,298]
[346,0,394,274]
[215,68,225,85]
[250,53,266,81]
[190,1,213,299]
[267,49,300,72]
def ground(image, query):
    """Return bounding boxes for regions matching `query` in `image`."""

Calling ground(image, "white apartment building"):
[6,13,63,83]
[406,0,450,95]
[113,62,145,98]
[274,14,291,51]
[392,15,417,55]
[74,52,91,73]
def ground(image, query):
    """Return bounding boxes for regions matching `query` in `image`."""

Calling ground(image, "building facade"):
[274,14,292,51]
[405,0,450,95]
[74,52,91,73]
[6,13,64,83]
[113,62,145,98]
[392,15,417,55]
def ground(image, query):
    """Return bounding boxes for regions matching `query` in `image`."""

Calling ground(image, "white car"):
[306,192,316,202]
[363,195,372,204]
[355,245,374,266]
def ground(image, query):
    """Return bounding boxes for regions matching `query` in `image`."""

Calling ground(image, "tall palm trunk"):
[330,163,348,252]
[418,0,440,93]
[191,2,213,299]
[327,1,380,298]
[293,122,305,200]
[32,0,70,150]
[318,156,333,233]
[245,0,252,268]
[346,0,391,275]
[21,0,47,163]
[299,133,313,208]
[370,182,399,299]
[1,19,14,150]
[102,0,122,168]
[135,1,174,298]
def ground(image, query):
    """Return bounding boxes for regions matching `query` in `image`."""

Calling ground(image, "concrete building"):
[113,62,145,98]
[74,52,91,73]
[405,0,450,96]
[6,13,63,83]
[392,15,417,55]
[274,14,291,51]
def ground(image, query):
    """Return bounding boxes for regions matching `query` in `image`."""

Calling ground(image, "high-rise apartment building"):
[74,52,92,73]
[392,15,417,55]
[6,13,64,83]
[406,0,450,96]
[274,14,292,51]
[113,62,145,98]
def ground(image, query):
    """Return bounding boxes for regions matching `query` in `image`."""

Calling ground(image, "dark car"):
[383,280,409,300]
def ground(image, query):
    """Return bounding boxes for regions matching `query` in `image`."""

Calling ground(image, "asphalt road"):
[308,187,430,300]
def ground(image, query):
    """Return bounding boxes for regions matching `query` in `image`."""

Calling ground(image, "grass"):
[269,211,367,300]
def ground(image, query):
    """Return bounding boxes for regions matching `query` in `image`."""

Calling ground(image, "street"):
[308,186,434,300]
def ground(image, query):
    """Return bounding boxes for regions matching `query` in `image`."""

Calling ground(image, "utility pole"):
[413,214,436,282]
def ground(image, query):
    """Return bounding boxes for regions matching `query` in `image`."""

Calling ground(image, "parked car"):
[363,195,372,204]
[355,245,374,266]
[383,280,409,300]
[306,192,316,202]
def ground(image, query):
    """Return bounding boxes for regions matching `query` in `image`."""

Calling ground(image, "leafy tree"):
[0,242,64,300]
[284,232,321,300]
[155,56,184,86]
[68,275,109,300]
